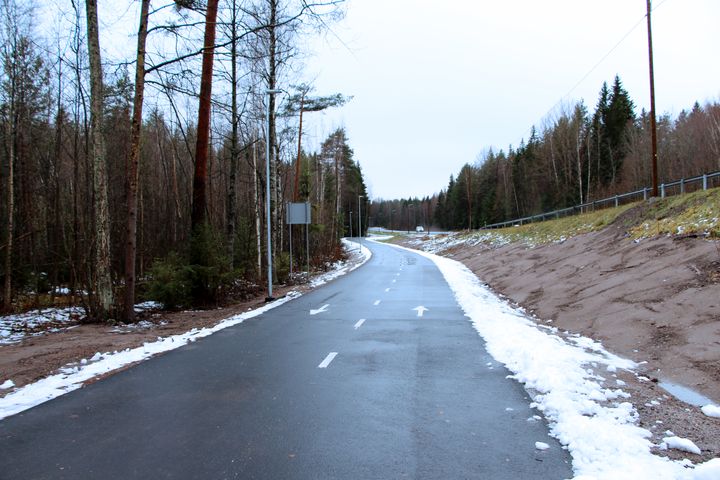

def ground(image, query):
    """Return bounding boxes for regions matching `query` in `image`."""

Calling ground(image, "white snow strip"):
[354,319,366,330]
[1,380,14,390]
[535,442,550,451]
[318,352,338,369]
[310,239,372,288]
[376,240,716,480]
[662,436,702,455]
[700,404,720,418]
[0,241,373,421]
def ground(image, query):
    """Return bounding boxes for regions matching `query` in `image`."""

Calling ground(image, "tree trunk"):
[3,78,15,312]
[268,0,279,263]
[123,0,150,323]
[191,0,219,229]
[227,0,239,266]
[86,0,114,320]
[253,139,262,277]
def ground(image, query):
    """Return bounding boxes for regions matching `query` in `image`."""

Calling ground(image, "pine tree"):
[606,75,635,184]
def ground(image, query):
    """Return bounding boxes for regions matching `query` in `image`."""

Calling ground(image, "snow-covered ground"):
[0,242,371,421]
[0,301,162,345]
[382,240,719,479]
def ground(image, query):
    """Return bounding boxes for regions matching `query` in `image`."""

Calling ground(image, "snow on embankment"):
[383,240,719,480]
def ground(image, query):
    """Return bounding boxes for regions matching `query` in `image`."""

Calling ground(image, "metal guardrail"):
[483,171,720,229]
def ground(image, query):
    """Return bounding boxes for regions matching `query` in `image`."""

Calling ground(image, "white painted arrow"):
[413,306,429,317]
[310,304,330,315]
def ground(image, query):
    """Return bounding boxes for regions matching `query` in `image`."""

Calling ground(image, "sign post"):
[287,202,312,278]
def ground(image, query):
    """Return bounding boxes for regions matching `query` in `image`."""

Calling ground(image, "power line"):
[520,0,672,140]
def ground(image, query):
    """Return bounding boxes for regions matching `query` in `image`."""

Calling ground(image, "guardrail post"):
[661,183,665,198]
[643,187,648,200]
[614,195,619,208]
[680,178,685,194]
[703,174,708,190]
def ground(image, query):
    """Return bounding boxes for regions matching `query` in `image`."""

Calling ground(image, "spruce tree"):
[606,75,635,183]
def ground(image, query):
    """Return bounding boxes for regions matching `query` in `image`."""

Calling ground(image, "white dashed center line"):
[354,319,366,330]
[318,352,338,369]
[373,300,381,306]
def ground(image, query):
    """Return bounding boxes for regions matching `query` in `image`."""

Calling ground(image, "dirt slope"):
[396,202,720,460]
[447,225,720,404]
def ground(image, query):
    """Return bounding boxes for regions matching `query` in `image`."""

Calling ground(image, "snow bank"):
[0,242,371,421]
[662,436,702,455]
[310,239,372,288]
[381,240,715,480]
[700,404,720,418]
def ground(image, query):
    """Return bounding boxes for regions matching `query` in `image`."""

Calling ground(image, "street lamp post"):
[265,88,282,301]
[357,195,364,250]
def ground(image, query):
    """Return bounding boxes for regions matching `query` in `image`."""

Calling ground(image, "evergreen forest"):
[371,76,720,232]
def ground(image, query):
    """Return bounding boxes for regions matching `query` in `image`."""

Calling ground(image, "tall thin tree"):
[123,0,151,323]
[85,0,113,320]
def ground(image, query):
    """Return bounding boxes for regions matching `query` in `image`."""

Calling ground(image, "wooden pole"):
[646,0,659,197]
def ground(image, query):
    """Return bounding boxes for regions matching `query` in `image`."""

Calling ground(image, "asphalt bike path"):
[0,240,572,479]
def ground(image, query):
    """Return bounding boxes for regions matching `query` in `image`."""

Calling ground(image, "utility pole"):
[357,195,363,251]
[646,0,659,197]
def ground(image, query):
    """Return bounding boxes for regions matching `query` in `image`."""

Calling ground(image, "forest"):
[0,0,368,322]
[371,76,720,231]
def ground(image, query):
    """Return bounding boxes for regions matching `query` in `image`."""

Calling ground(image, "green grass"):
[464,187,719,247]
[627,188,720,239]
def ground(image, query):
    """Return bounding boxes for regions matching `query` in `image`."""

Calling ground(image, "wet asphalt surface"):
[0,240,572,479]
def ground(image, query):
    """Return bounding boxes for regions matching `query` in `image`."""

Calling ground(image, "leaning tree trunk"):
[123,0,151,323]
[85,0,113,320]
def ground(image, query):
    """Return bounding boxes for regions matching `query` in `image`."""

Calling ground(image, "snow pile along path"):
[381,241,719,480]
[311,239,372,287]
[0,242,371,421]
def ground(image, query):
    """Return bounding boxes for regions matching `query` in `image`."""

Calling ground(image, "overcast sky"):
[301,0,720,200]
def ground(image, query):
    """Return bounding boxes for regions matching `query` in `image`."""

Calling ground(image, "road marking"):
[384,288,390,292]
[413,306,429,317]
[392,279,397,284]
[318,352,338,368]
[310,304,329,315]
[354,319,366,330]
[373,300,381,306]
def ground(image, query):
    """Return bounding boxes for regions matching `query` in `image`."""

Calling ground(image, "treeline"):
[0,0,365,320]
[371,76,720,230]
